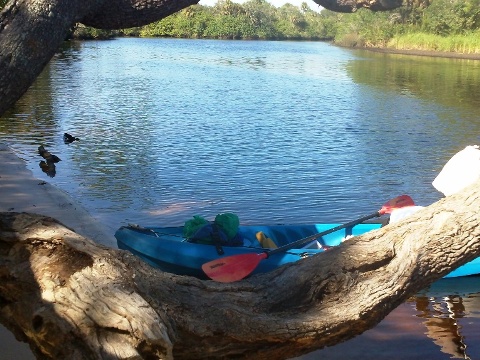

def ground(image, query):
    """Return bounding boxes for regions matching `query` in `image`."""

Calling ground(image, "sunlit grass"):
[387,32,480,54]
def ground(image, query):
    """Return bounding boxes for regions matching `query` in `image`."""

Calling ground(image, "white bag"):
[389,206,424,224]
[432,145,480,196]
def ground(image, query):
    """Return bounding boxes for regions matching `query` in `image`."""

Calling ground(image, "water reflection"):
[347,50,480,110]
[218,56,267,69]
[37,145,61,178]
[413,277,480,360]
[346,50,480,178]
[346,50,480,154]
[39,160,56,177]
[297,277,480,359]
[414,295,469,359]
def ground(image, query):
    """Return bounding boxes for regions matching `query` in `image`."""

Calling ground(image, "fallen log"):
[0,179,479,359]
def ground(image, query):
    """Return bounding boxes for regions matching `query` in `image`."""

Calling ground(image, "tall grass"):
[388,32,480,54]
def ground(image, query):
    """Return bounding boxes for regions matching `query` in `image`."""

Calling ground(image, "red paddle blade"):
[202,253,268,283]
[379,195,415,215]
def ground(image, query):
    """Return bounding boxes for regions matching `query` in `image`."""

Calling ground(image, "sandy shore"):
[0,143,117,359]
[0,143,117,248]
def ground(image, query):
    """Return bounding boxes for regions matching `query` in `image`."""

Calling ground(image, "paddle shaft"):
[266,211,381,257]
[202,195,414,282]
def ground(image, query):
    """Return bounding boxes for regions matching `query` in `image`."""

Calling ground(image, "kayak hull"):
[115,222,480,279]
[115,223,380,279]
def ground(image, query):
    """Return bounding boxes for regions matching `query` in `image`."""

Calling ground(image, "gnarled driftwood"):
[0,178,479,359]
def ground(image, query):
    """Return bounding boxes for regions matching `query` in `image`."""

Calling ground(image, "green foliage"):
[319,0,480,52]
[421,0,480,35]
[72,25,117,40]
[141,9,212,38]
[61,0,480,54]
[136,2,332,41]
[203,13,258,39]
[389,31,480,53]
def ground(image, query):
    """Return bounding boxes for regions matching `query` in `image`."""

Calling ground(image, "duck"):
[38,145,61,163]
[63,132,80,143]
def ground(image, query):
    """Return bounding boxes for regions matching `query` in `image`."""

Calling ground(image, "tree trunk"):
[0,179,479,359]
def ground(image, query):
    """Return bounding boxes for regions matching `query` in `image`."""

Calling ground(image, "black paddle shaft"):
[266,211,381,257]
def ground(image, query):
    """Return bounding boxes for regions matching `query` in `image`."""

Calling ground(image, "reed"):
[387,32,480,54]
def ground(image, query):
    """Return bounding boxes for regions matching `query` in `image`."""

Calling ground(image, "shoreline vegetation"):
[69,0,480,59]
[360,47,480,60]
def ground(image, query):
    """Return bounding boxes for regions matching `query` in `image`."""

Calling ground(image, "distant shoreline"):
[71,36,480,61]
[358,46,480,60]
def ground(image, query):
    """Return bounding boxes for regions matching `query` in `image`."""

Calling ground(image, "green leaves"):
[68,0,480,49]
[137,2,330,41]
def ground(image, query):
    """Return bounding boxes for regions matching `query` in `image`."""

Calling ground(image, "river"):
[1,38,480,359]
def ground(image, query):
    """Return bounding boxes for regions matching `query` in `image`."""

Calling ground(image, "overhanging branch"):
[0,179,479,359]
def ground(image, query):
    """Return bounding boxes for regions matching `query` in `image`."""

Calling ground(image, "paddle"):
[202,194,414,283]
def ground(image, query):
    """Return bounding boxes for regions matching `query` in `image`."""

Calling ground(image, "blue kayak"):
[115,222,480,279]
[115,223,381,279]
[444,257,480,278]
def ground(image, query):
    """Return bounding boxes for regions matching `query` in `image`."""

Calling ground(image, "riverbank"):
[0,144,117,248]
[363,46,480,60]
[0,144,119,359]
[334,40,480,60]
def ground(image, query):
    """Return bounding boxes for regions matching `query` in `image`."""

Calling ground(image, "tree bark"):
[0,179,479,359]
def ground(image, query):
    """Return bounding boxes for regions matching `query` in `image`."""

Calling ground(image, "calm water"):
[1,38,480,359]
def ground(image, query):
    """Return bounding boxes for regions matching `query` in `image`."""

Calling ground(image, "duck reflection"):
[39,160,56,178]
[37,145,61,178]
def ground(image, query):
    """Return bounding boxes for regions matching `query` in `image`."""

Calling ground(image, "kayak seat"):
[270,228,311,247]
[242,236,262,248]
